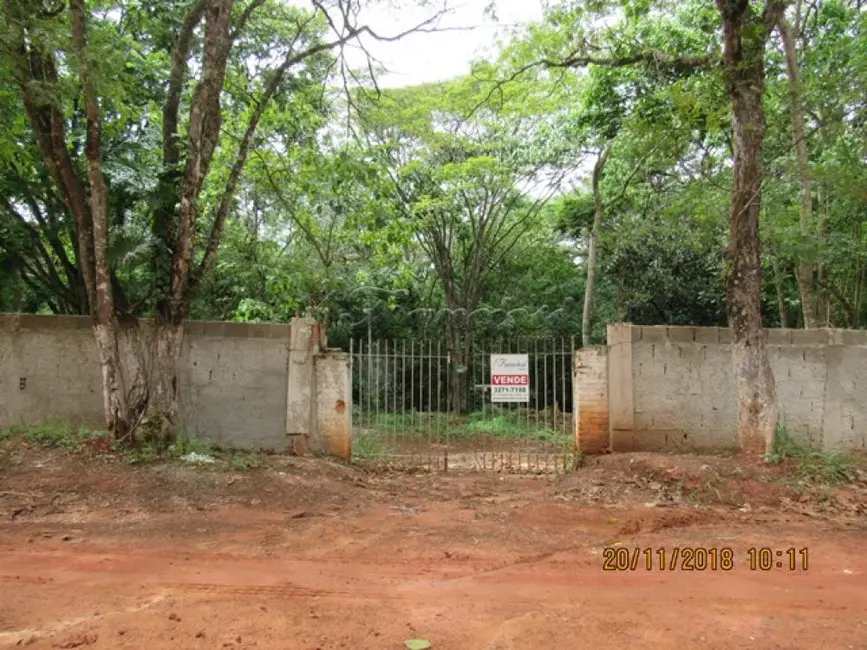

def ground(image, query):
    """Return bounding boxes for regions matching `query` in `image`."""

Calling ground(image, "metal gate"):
[349,337,577,472]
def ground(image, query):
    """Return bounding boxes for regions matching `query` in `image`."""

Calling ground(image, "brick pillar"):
[574,347,610,453]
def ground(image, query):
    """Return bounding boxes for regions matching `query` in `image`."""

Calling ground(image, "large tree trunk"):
[718,0,782,455]
[70,0,132,437]
[777,15,819,328]
[139,320,186,443]
[582,143,613,348]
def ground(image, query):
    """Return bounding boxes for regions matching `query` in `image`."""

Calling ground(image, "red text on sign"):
[491,375,529,386]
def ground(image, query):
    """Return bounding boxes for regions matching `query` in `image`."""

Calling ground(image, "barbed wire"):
[322,291,580,335]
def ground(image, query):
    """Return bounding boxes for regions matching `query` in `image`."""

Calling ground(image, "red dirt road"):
[1,449,866,649]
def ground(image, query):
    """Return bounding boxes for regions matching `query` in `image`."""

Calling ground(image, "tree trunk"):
[139,320,186,443]
[447,313,471,416]
[718,0,781,455]
[778,15,818,328]
[582,143,613,348]
[92,322,129,436]
[817,194,831,326]
[855,221,865,328]
[771,254,790,328]
[70,0,132,438]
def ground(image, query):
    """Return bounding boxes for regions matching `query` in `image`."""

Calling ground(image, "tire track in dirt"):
[0,593,167,646]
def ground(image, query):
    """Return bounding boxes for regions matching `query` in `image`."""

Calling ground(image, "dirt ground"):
[1,440,866,650]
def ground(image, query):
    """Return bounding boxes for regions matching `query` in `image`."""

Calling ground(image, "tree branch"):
[163,0,208,168]
[467,49,715,120]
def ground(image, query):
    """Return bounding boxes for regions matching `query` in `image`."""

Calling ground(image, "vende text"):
[491,375,529,386]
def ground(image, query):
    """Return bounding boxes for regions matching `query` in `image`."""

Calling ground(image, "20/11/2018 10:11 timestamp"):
[601,547,809,571]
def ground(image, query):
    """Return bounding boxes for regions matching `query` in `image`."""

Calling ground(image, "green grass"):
[363,412,458,432]
[0,421,111,450]
[0,421,225,466]
[464,412,569,443]
[353,435,394,459]
[357,410,572,446]
[768,425,860,484]
[125,434,216,465]
[1,421,275,474]
[230,452,265,470]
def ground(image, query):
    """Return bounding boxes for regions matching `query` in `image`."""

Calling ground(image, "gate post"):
[285,317,324,455]
[607,324,636,452]
[312,352,352,460]
[574,347,610,454]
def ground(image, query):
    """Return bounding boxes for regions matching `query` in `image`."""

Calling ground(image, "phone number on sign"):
[602,547,809,571]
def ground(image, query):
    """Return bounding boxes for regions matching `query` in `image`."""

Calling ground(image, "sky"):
[285,0,586,199]
[293,0,546,88]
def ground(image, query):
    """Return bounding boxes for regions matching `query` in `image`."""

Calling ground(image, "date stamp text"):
[602,547,809,571]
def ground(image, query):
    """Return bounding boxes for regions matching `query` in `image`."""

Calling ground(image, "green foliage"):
[1,0,865,365]
[1,422,111,451]
[768,425,859,484]
[465,412,568,444]
[230,452,265,470]
[361,410,570,445]
[353,435,393,460]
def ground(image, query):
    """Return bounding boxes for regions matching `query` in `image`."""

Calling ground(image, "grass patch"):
[0,421,222,466]
[359,410,571,445]
[1,421,111,451]
[125,434,215,465]
[465,412,569,444]
[169,435,214,458]
[1,421,269,472]
[363,412,459,435]
[353,435,393,459]
[768,425,859,484]
[230,452,265,470]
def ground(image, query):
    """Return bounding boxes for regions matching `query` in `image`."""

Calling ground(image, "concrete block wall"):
[180,319,292,451]
[0,314,351,458]
[594,324,867,453]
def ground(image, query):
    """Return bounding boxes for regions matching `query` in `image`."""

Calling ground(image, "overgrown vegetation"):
[1,0,865,453]
[0,422,109,450]
[358,410,571,444]
[768,426,861,485]
[0,423,270,471]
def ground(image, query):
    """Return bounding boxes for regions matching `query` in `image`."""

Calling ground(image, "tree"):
[488,0,783,453]
[777,12,819,327]
[716,0,785,453]
[581,143,612,347]
[2,0,445,440]
[357,79,569,412]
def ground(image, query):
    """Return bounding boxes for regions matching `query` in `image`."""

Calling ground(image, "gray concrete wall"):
[0,315,104,431]
[0,314,351,456]
[602,324,867,452]
[179,319,292,450]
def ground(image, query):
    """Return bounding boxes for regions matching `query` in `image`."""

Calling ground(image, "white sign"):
[490,354,529,403]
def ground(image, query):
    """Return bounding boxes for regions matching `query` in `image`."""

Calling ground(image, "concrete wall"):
[0,314,351,457]
[583,324,867,453]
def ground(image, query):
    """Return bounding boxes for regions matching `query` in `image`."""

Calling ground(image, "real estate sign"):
[490,354,530,403]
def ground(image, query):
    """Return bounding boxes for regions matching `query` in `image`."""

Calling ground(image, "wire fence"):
[349,337,577,473]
